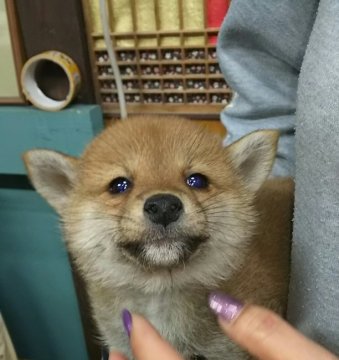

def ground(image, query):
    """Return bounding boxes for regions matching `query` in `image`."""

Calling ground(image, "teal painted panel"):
[0,189,89,360]
[0,105,103,175]
[0,105,104,359]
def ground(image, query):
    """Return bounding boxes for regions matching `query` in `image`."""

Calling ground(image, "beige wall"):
[0,0,20,98]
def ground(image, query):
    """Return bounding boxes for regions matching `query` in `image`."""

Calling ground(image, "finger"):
[209,292,338,360]
[222,305,337,360]
[109,353,128,360]
[128,313,184,360]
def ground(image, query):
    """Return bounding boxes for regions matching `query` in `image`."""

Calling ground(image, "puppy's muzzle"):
[144,194,183,228]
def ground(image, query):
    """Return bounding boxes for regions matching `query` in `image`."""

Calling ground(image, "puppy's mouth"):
[119,235,208,269]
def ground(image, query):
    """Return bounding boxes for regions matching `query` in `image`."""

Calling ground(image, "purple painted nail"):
[208,292,244,323]
[122,309,132,338]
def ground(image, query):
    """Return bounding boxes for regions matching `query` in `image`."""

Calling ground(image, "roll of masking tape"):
[21,51,81,111]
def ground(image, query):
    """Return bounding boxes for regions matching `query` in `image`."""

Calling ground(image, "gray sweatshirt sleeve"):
[217,0,318,177]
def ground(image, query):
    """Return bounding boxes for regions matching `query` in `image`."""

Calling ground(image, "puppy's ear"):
[226,130,279,192]
[23,150,78,215]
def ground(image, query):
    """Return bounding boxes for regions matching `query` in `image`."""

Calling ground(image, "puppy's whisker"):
[207,217,255,230]
[199,192,224,203]
[188,207,255,221]
[66,211,135,222]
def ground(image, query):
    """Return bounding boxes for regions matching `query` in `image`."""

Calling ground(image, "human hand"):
[109,292,338,360]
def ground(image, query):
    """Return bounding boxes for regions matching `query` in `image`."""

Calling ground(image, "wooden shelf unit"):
[83,1,232,118]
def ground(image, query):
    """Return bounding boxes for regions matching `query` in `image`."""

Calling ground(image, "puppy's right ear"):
[23,150,78,215]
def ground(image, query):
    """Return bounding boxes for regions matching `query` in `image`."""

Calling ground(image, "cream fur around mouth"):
[120,234,208,269]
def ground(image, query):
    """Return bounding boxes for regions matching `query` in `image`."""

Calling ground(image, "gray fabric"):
[288,0,339,353]
[217,0,319,177]
[218,0,339,354]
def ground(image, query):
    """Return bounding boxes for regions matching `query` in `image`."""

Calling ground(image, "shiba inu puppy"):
[23,116,294,359]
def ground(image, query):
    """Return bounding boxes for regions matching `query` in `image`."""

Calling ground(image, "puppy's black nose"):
[144,194,183,227]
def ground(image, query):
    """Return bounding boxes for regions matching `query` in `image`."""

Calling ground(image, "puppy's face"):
[23,117,278,291]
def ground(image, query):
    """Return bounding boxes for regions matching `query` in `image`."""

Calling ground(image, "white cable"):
[99,0,127,119]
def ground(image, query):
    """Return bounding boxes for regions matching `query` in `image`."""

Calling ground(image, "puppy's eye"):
[108,177,132,194]
[186,173,209,189]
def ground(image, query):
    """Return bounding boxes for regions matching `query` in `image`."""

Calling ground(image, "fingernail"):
[122,309,132,338]
[208,292,244,323]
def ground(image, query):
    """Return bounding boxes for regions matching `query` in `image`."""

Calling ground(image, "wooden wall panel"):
[15,0,95,103]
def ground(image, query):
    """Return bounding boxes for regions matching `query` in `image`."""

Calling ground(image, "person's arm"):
[217,0,318,177]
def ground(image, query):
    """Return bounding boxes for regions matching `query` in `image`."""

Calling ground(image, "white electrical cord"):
[99,0,128,119]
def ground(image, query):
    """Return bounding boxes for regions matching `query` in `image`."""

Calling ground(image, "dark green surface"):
[0,105,104,360]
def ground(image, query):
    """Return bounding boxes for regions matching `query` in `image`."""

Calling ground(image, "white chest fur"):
[90,285,243,359]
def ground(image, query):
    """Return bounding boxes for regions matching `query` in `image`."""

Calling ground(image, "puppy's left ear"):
[226,130,279,192]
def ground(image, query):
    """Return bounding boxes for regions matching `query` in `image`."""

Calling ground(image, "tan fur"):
[23,116,294,359]
[226,178,294,313]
